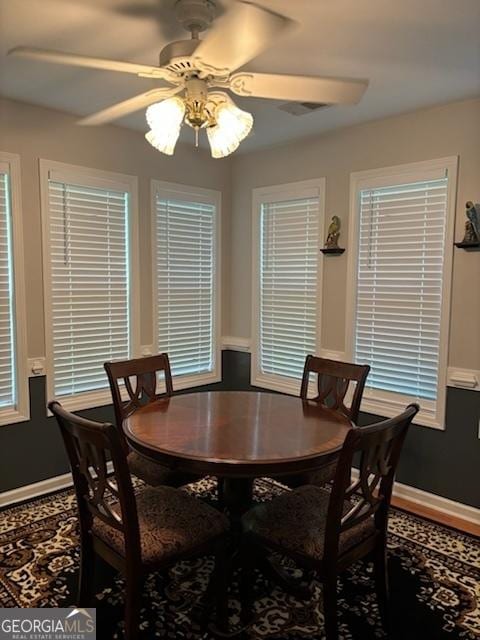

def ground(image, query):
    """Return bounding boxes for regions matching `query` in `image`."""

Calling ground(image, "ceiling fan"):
[8,0,369,158]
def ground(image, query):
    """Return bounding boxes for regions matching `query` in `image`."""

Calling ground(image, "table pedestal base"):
[220,477,254,518]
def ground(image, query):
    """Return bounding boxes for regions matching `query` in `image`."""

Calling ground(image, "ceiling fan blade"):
[229,72,369,104]
[194,2,294,75]
[8,47,174,81]
[78,87,182,126]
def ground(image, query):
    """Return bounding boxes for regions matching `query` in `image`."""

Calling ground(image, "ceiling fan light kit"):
[8,0,369,158]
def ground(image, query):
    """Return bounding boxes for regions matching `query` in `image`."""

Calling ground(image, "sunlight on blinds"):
[0,171,15,408]
[48,181,130,397]
[155,197,215,377]
[260,197,319,379]
[355,178,448,400]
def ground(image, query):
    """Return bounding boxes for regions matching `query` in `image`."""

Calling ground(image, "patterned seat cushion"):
[242,485,375,562]
[278,461,337,489]
[127,451,198,488]
[93,486,229,565]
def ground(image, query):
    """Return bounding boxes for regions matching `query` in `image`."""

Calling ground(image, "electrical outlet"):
[27,357,46,377]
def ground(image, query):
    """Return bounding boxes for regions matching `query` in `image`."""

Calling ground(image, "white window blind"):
[355,177,449,401]
[0,169,15,409]
[155,193,216,378]
[260,196,319,380]
[47,178,131,398]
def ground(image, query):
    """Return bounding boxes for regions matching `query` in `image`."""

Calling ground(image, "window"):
[40,161,139,411]
[347,157,458,428]
[0,152,28,426]
[152,181,221,389]
[251,179,324,394]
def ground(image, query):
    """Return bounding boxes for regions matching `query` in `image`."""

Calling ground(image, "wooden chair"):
[242,403,419,640]
[104,354,198,487]
[279,355,370,488]
[49,401,229,640]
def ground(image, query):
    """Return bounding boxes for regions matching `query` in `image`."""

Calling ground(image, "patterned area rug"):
[0,477,478,639]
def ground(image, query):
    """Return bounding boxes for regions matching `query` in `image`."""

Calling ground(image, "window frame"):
[0,152,29,426]
[251,178,325,395]
[40,159,140,412]
[151,179,222,390]
[345,157,458,429]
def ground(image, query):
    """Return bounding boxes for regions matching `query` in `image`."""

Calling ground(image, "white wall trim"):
[345,156,459,431]
[350,469,479,526]
[392,481,480,526]
[0,472,76,508]
[0,462,114,509]
[2,465,478,527]
[447,367,480,391]
[39,159,141,413]
[221,336,251,352]
[250,178,326,392]
[0,151,29,427]
[151,180,222,388]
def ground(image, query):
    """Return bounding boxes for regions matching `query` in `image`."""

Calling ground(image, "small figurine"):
[325,215,341,248]
[462,201,480,244]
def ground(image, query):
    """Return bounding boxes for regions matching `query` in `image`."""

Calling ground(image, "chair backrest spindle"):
[324,403,419,558]
[104,353,174,442]
[300,355,370,423]
[49,401,141,559]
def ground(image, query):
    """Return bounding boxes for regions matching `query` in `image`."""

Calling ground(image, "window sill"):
[48,372,222,415]
[359,394,444,430]
[0,407,30,427]
[173,371,222,391]
[250,372,301,397]
[49,388,114,414]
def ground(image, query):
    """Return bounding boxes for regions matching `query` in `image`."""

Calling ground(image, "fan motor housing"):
[159,39,200,74]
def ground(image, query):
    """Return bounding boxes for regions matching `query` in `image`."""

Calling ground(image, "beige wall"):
[1,95,479,370]
[0,97,232,357]
[229,97,480,370]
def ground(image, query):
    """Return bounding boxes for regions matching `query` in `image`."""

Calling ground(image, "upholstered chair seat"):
[242,404,419,640]
[49,401,229,640]
[127,451,193,488]
[93,486,229,565]
[242,485,375,562]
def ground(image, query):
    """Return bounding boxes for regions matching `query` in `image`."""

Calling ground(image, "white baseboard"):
[2,465,478,527]
[0,462,114,509]
[0,471,75,508]
[392,480,480,525]
[351,469,480,526]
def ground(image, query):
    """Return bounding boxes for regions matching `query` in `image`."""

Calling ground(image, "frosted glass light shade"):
[207,98,253,158]
[145,128,181,156]
[207,125,241,159]
[145,97,185,155]
[146,97,185,130]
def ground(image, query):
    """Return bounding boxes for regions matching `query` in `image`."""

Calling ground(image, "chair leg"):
[373,541,390,633]
[78,540,95,607]
[323,572,339,640]
[124,566,142,640]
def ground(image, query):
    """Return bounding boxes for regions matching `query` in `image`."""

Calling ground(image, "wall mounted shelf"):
[454,241,480,251]
[320,247,345,255]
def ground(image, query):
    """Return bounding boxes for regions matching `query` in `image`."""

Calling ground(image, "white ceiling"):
[1,0,479,153]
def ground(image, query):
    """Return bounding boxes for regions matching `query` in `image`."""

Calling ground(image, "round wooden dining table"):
[123,390,352,517]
